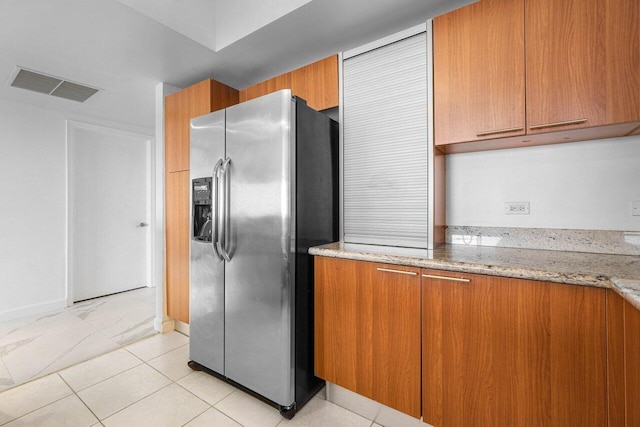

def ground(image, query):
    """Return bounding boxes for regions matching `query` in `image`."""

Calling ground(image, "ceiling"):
[0,0,473,130]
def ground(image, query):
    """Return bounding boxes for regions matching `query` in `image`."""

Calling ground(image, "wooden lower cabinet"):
[314,257,421,418]
[315,257,613,424]
[422,269,607,427]
[165,171,190,323]
[607,290,640,427]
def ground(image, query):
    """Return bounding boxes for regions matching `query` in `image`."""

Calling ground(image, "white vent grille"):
[10,68,100,102]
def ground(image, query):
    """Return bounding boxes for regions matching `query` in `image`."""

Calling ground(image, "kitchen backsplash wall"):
[446,134,640,232]
[446,226,640,256]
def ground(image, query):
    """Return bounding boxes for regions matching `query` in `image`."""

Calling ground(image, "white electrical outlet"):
[633,201,640,216]
[505,201,530,215]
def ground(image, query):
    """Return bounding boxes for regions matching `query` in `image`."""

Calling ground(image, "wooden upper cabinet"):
[239,55,339,111]
[290,55,339,111]
[165,79,238,173]
[434,0,639,153]
[526,0,640,134]
[422,269,607,427]
[434,0,526,145]
[239,74,291,105]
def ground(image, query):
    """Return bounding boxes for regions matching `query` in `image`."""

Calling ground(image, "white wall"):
[446,135,640,231]
[0,98,152,321]
[215,0,311,50]
[154,82,179,333]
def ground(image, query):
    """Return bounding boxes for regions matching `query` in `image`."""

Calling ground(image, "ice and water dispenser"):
[192,177,213,242]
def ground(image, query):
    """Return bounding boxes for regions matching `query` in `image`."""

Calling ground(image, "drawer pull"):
[529,118,587,130]
[422,274,470,283]
[377,267,418,276]
[476,126,524,137]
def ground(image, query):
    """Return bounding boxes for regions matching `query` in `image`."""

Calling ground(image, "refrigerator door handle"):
[212,159,224,261]
[217,157,232,262]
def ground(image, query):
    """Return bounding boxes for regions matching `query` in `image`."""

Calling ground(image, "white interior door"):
[68,122,151,302]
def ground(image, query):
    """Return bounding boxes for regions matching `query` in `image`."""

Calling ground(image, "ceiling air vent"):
[10,68,100,102]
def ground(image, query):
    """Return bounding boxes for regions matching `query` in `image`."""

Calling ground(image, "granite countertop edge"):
[309,242,640,311]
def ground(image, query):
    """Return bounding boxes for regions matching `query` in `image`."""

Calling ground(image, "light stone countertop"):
[309,242,640,311]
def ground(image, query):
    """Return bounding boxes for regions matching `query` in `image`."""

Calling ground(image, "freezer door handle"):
[217,157,232,262]
[212,159,224,261]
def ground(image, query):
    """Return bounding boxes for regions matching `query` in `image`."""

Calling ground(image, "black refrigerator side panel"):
[294,98,339,406]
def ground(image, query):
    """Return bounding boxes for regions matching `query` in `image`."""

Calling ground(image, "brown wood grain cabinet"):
[165,171,190,323]
[165,79,239,173]
[421,269,607,426]
[434,0,526,145]
[239,55,338,111]
[164,79,238,323]
[434,0,640,152]
[314,257,421,418]
[526,0,640,134]
[314,256,374,399]
[607,290,640,427]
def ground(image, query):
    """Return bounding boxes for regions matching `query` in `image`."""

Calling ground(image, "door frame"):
[65,120,154,306]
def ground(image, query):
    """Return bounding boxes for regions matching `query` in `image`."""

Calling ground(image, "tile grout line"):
[0,356,16,392]
[57,372,102,424]
[0,373,75,427]
[98,381,176,423]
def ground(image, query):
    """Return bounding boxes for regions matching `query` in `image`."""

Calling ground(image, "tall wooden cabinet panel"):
[608,290,640,426]
[164,79,238,323]
[434,0,525,145]
[526,0,640,134]
[422,269,607,427]
[165,171,190,323]
[314,257,421,418]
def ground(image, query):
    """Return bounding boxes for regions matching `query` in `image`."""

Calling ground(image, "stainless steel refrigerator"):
[188,90,337,418]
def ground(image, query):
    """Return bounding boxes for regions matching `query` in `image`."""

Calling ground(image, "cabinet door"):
[165,80,213,173]
[371,264,421,418]
[165,79,238,173]
[608,290,640,426]
[314,257,421,418]
[434,0,525,145]
[626,298,640,425]
[165,171,190,323]
[526,0,640,134]
[290,55,339,111]
[314,257,374,399]
[422,270,607,426]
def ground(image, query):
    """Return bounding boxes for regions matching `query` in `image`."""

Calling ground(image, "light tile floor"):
[0,287,156,392]
[0,331,383,427]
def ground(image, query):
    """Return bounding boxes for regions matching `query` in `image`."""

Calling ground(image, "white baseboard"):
[0,298,68,323]
[174,320,190,336]
[154,316,175,333]
[325,382,432,427]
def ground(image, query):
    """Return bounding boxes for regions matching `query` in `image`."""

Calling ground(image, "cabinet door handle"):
[476,126,524,137]
[529,118,587,130]
[422,274,470,283]
[377,267,418,276]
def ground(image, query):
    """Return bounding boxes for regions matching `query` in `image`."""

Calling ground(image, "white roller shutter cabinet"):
[342,28,430,248]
